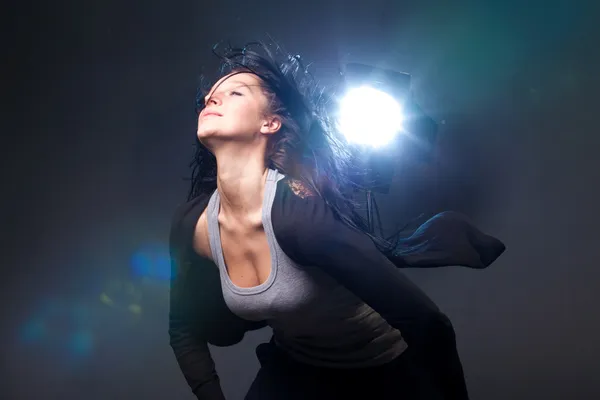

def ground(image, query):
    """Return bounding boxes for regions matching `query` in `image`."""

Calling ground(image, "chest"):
[219,223,272,288]
[194,209,273,288]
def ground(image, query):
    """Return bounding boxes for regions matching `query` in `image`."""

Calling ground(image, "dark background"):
[2,0,599,399]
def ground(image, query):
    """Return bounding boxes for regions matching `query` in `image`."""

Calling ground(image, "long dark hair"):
[188,42,396,254]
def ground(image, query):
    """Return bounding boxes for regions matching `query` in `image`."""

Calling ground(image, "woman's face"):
[197,72,281,145]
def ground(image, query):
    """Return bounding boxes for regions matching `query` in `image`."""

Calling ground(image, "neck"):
[214,144,269,222]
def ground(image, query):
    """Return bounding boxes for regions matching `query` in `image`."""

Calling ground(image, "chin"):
[197,127,217,140]
[196,130,213,146]
[197,130,229,152]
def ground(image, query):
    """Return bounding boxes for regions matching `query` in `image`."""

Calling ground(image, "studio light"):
[338,63,438,233]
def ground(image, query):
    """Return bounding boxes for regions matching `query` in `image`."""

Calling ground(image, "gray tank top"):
[207,169,407,368]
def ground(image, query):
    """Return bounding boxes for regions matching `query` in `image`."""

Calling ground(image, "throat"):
[216,167,269,224]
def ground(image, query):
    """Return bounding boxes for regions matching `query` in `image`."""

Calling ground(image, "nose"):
[205,92,222,106]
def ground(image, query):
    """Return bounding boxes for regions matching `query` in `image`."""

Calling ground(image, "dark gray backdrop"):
[3,1,599,399]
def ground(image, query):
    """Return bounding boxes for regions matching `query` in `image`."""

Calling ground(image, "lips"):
[202,110,222,118]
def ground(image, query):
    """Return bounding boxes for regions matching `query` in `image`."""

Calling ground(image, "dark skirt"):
[245,340,445,400]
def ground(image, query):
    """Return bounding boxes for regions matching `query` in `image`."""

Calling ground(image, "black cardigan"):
[169,177,506,400]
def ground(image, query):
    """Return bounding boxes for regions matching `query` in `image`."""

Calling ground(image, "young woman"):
[169,43,505,400]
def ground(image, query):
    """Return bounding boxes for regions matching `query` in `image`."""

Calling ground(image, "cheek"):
[231,104,263,127]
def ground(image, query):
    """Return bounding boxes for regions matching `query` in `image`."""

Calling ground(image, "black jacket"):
[169,177,506,400]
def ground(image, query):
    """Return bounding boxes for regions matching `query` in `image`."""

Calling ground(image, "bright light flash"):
[338,86,403,148]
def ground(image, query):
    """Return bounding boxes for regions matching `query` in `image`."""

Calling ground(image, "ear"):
[260,115,282,135]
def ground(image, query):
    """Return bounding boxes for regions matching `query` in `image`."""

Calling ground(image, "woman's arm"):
[169,212,227,400]
[272,185,444,324]
[169,282,226,400]
[272,184,503,399]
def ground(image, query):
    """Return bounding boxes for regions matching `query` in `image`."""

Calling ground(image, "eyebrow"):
[224,81,258,91]
[213,79,254,90]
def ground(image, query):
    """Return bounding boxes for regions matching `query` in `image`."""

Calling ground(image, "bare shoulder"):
[192,208,214,261]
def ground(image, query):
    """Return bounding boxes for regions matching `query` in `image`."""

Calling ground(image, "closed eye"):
[201,88,244,106]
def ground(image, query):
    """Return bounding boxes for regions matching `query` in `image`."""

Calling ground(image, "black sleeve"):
[272,188,471,399]
[273,189,442,324]
[389,211,506,269]
[168,206,226,400]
